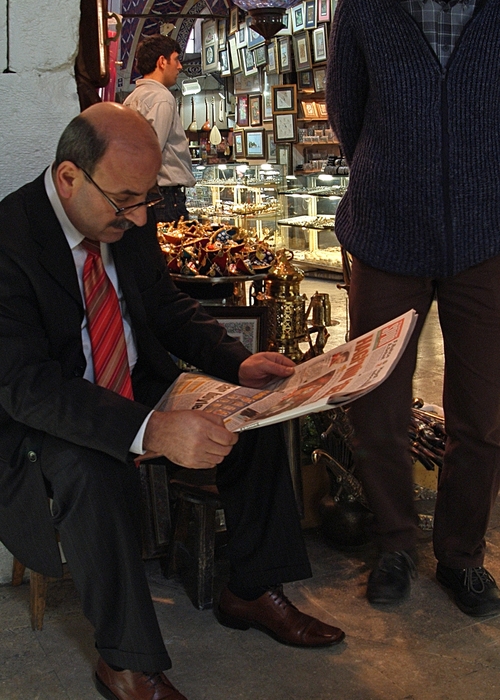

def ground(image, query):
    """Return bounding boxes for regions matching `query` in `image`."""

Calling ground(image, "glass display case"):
[186,162,287,243]
[276,171,349,273]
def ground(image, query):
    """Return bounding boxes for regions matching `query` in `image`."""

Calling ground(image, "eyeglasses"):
[77,165,164,215]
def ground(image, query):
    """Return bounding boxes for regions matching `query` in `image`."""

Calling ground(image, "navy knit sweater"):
[326,0,500,277]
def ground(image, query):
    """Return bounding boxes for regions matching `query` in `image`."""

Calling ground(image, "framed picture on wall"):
[203,306,269,354]
[318,0,331,22]
[242,47,258,76]
[249,94,262,126]
[291,3,305,33]
[277,143,292,173]
[304,0,317,29]
[272,84,297,114]
[312,24,328,63]
[202,18,219,73]
[293,32,313,71]
[267,131,277,163]
[301,100,319,119]
[236,22,247,49]
[233,130,245,157]
[229,6,240,35]
[267,40,278,74]
[236,94,249,126]
[254,44,268,67]
[278,37,292,73]
[274,113,297,142]
[247,17,265,48]
[218,19,227,49]
[298,69,315,92]
[313,66,326,92]
[220,49,231,77]
[228,36,242,73]
[245,129,266,159]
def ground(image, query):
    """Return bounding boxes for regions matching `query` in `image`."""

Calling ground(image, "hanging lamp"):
[231,0,302,41]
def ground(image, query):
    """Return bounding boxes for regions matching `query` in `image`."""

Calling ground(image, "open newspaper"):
[155,309,418,432]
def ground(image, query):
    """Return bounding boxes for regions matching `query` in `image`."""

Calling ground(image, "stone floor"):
[2,277,500,700]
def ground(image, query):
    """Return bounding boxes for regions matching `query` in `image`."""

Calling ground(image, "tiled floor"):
[2,277,500,700]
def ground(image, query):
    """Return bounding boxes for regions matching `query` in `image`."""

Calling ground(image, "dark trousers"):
[39,424,310,672]
[347,255,500,569]
[155,186,191,223]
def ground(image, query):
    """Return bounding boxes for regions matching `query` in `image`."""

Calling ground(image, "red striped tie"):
[81,239,134,400]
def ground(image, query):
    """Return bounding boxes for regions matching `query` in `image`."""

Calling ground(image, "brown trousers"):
[348,255,500,569]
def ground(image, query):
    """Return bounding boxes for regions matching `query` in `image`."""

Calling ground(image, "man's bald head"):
[55,102,161,175]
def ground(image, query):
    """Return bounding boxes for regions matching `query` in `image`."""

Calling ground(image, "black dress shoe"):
[216,586,345,647]
[366,550,417,604]
[436,563,500,618]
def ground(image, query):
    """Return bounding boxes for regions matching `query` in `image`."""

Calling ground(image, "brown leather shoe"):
[216,586,345,647]
[95,657,188,700]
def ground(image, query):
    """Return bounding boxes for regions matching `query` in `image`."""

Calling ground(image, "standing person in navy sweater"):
[326,0,500,616]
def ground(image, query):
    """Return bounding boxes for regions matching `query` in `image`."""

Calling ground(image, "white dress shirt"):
[44,166,151,455]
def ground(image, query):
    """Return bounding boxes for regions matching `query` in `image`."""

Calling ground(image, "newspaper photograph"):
[155,309,418,432]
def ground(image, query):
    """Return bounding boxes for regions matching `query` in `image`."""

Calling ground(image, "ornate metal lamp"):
[231,0,302,41]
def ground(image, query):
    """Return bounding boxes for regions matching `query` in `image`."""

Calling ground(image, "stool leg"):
[12,558,26,587]
[169,496,217,610]
[30,571,48,631]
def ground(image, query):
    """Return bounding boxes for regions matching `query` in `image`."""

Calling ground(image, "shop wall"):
[0,0,81,200]
[0,0,81,583]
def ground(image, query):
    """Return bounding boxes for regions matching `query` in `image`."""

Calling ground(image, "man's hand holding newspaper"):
[154,309,418,434]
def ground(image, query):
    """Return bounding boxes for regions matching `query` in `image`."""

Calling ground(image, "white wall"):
[0,0,81,198]
[0,0,81,582]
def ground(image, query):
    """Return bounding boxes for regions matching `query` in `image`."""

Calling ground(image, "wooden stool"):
[167,469,225,610]
[11,558,60,631]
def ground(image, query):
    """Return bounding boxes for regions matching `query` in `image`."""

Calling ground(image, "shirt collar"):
[44,164,85,251]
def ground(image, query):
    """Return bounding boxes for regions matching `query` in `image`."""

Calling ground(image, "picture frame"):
[291,3,305,33]
[304,0,317,29]
[272,84,297,114]
[242,47,258,76]
[318,0,331,23]
[298,69,314,92]
[220,49,231,77]
[236,94,249,126]
[218,19,227,50]
[277,142,292,173]
[263,72,279,121]
[245,129,266,159]
[316,101,328,119]
[313,66,326,92]
[202,18,219,73]
[233,129,245,157]
[234,71,262,94]
[273,113,297,142]
[228,36,242,74]
[312,24,328,63]
[301,100,319,119]
[229,6,240,35]
[235,22,247,50]
[266,39,278,75]
[293,32,313,71]
[278,36,292,73]
[254,44,268,68]
[203,306,269,354]
[249,94,262,126]
[267,131,277,163]
[247,17,265,49]
[276,10,292,36]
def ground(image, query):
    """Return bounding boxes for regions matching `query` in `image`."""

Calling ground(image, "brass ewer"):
[256,249,308,361]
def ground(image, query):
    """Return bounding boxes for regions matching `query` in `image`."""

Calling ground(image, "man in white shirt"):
[124,35,195,222]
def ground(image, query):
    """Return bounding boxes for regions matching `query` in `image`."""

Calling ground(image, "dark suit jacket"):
[0,172,251,575]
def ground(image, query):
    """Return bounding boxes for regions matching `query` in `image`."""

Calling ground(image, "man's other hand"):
[238,352,295,388]
[144,410,238,469]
